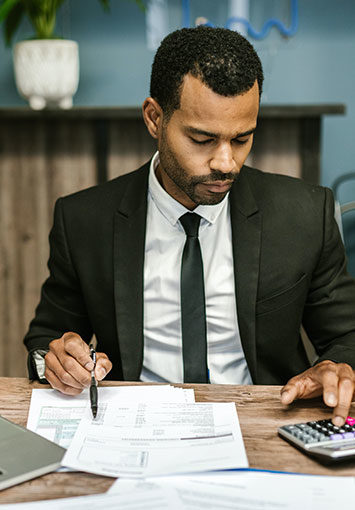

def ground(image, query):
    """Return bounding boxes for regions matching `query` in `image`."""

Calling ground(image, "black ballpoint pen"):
[89,344,98,419]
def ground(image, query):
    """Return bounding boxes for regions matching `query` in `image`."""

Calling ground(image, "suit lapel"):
[114,164,150,381]
[230,168,261,383]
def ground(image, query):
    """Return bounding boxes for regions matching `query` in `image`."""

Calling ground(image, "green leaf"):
[98,0,146,13]
[0,0,20,21]
[0,0,146,45]
[3,1,24,45]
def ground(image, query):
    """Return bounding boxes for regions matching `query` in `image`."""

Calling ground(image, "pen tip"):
[92,408,97,419]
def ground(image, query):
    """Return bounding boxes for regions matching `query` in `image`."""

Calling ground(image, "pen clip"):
[90,348,96,367]
[89,343,96,366]
[89,344,97,386]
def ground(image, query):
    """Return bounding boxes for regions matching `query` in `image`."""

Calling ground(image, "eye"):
[190,138,213,145]
[234,138,249,145]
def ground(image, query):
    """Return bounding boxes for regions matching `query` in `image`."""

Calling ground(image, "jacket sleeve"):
[23,198,93,377]
[302,187,355,368]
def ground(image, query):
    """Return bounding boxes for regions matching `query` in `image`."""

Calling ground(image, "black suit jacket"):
[24,162,355,383]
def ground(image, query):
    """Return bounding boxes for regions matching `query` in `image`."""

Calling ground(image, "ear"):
[142,97,163,139]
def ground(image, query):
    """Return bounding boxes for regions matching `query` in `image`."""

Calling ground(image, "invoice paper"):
[109,470,355,509]
[0,487,182,510]
[27,385,194,448]
[62,402,248,477]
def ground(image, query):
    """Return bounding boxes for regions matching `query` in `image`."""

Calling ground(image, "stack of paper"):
[1,470,355,509]
[108,470,355,509]
[28,385,248,478]
[0,487,182,510]
[61,401,248,477]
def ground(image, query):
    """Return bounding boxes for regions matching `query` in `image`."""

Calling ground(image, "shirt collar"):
[148,151,229,227]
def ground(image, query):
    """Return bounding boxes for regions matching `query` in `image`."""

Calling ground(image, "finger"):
[95,353,112,381]
[320,369,339,408]
[45,351,87,389]
[280,380,301,405]
[61,333,94,371]
[47,337,92,387]
[45,366,83,396]
[332,372,355,426]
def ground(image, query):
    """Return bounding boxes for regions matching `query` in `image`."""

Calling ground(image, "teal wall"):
[0,0,354,271]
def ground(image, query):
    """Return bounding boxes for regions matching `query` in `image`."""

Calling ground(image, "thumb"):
[280,383,299,405]
[94,354,112,381]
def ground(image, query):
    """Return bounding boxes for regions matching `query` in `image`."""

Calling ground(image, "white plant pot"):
[13,39,79,110]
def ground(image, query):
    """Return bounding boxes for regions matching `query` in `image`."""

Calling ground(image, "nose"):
[209,142,237,174]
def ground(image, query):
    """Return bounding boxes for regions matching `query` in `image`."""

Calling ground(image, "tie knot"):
[180,213,201,238]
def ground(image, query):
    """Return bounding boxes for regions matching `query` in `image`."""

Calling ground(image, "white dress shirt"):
[141,152,252,385]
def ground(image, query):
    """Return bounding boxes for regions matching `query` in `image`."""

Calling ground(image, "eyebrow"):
[186,126,257,139]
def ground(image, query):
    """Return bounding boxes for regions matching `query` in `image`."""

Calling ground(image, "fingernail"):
[84,361,94,370]
[333,416,344,427]
[96,367,106,380]
[327,393,337,406]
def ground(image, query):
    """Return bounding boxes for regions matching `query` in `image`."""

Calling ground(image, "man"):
[24,27,355,426]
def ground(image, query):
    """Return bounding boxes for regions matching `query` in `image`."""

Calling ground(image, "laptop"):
[0,415,65,491]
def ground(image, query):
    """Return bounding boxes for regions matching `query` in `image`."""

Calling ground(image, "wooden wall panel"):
[107,119,156,179]
[0,120,96,376]
[246,118,301,178]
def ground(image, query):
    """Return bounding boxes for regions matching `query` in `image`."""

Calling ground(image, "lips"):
[202,181,233,193]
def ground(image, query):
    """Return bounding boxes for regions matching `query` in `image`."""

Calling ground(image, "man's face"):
[156,74,260,209]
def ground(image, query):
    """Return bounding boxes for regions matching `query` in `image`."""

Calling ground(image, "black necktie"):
[179,213,208,383]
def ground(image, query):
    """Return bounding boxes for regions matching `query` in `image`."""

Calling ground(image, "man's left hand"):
[281,360,355,426]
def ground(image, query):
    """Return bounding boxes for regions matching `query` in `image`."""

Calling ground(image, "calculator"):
[278,416,355,463]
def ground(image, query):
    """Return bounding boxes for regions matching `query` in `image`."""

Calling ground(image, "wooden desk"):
[0,378,355,503]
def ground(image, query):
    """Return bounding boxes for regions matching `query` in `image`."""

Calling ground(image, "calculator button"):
[283,425,298,432]
[346,417,355,426]
[330,433,343,441]
[342,432,355,439]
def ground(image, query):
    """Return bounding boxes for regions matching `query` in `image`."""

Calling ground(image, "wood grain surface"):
[0,378,354,503]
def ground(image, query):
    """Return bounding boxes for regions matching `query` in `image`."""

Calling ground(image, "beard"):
[158,133,239,206]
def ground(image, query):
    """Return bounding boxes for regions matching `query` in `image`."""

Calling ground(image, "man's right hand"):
[44,332,112,395]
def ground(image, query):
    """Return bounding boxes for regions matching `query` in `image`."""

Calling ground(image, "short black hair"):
[150,26,264,117]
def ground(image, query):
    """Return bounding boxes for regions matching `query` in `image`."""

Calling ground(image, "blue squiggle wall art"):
[182,0,298,40]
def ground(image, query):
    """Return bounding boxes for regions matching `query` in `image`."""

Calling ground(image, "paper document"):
[110,470,355,509]
[62,402,248,477]
[0,487,182,510]
[27,385,194,449]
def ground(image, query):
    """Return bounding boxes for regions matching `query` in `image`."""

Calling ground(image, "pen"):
[89,344,98,419]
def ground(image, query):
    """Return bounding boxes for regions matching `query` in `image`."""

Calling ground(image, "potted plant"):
[0,0,144,109]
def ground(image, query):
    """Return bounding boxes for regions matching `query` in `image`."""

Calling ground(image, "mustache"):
[190,170,239,185]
